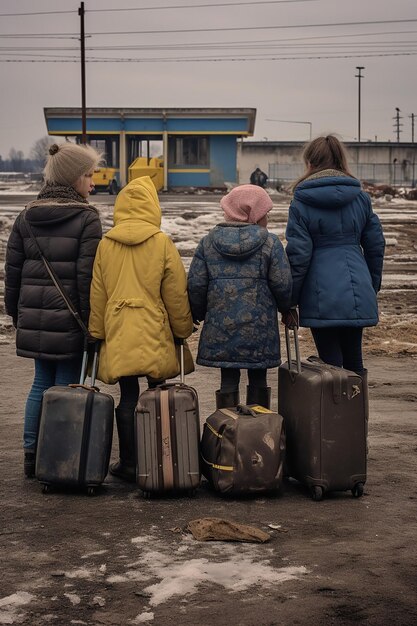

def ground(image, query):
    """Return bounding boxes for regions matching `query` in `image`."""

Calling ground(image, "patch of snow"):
[64,565,106,580]
[131,535,154,544]
[143,556,308,607]
[0,592,35,626]
[131,612,155,624]
[92,596,106,607]
[81,550,108,559]
[64,593,81,606]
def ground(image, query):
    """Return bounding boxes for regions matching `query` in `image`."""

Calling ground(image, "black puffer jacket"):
[5,194,102,360]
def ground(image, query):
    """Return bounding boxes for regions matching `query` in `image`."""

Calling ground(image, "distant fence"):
[268,162,417,187]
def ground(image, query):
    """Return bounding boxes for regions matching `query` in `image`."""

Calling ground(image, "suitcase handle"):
[79,340,101,386]
[236,404,260,417]
[174,339,186,384]
[285,327,302,374]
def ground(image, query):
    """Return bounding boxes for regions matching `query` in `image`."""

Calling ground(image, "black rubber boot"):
[109,407,136,482]
[24,449,36,478]
[246,386,272,409]
[215,389,240,409]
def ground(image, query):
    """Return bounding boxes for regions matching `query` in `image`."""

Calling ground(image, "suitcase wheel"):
[87,487,96,497]
[41,484,51,495]
[310,485,324,501]
[351,482,364,498]
[187,488,197,498]
[142,491,152,499]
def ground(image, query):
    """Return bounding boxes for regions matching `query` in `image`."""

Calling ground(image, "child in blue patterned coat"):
[187,184,292,409]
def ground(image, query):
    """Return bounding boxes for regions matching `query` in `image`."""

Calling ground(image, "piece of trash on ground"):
[186,517,271,543]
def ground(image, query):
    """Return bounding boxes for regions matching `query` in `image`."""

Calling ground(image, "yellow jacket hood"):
[105,176,161,245]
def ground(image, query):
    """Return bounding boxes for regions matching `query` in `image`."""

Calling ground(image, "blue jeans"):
[310,327,364,375]
[24,358,82,450]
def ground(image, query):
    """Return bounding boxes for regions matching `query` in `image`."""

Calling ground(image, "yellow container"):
[92,167,119,194]
[128,157,164,191]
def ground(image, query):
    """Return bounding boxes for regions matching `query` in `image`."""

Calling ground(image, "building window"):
[169,136,209,166]
[77,137,119,167]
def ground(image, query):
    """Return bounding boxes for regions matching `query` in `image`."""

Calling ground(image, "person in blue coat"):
[188,184,292,409]
[284,135,385,379]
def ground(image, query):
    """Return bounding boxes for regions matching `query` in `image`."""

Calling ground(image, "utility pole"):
[355,66,365,142]
[410,113,415,143]
[79,2,87,144]
[393,107,403,143]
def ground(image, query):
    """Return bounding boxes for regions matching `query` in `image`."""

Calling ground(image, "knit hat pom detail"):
[49,144,60,156]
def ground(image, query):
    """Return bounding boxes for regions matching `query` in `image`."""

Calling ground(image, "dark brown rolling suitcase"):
[278,327,367,501]
[135,342,200,497]
[200,404,286,496]
[35,343,114,495]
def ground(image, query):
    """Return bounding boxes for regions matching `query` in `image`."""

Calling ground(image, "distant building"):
[239,141,417,187]
[44,107,256,190]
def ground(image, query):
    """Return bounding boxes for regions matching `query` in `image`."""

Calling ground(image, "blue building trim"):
[168,171,211,187]
[166,118,249,132]
[209,136,237,185]
[47,116,250,135]
[47,118,122,132]
[43,108,256,189]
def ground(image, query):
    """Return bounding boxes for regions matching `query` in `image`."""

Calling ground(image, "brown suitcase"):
[135,343,200,497]
[278,328,367,501]
[200,404,286,496]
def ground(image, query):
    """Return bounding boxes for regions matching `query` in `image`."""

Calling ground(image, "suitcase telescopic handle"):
[79,339,101,386]
[177,339,185,384]
[285,326,302,374]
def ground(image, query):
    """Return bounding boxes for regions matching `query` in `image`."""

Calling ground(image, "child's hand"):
[281,309,299,329]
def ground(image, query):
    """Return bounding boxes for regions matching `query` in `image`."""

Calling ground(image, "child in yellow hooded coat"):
[89,176,193,481]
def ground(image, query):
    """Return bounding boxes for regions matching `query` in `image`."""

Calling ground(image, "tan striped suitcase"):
[134,344,200,497]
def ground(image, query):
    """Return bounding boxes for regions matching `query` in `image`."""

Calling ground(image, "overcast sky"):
[0,0,416,158]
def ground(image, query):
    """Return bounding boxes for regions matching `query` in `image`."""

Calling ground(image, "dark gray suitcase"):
[135,343,200,497]
[200,404,286,496]
[35,343,114,495]
[278,328,367,501]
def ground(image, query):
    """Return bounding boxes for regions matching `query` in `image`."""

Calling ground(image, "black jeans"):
[311,327,364,375]
[220,368,267,393]
[118,376,164,411]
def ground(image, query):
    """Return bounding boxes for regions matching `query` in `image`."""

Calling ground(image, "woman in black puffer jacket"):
[4,142,102,477]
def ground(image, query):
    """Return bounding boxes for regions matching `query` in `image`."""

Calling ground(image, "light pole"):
[409,113,415,143]
[265,119,312,140]
[79,2,86,144]
[355,66,365,142]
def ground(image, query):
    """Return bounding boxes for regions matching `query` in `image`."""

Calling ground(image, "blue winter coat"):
[187,223,292,369]
[285,174,385,328]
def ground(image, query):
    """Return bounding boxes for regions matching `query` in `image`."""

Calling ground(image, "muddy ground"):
[0,191,416,626]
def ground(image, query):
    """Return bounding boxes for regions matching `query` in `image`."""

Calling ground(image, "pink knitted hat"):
[220,184,273,227]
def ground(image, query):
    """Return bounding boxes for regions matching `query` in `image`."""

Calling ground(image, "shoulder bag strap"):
[24,214,89,336]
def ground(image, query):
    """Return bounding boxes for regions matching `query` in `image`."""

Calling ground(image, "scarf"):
[304,169,351,182]
[37,182,88,204]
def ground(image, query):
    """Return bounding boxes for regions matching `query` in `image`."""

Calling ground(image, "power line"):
[2,51,417,63]
[0,10,75,17]
[3,41,417,55]
[0,0,318,17]
[3,17,417,39]
[85,17,417,36]
[88,0,319,11]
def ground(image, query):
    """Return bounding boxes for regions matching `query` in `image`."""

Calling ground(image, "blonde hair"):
[43,142,102,186]
[293,135,355,189]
